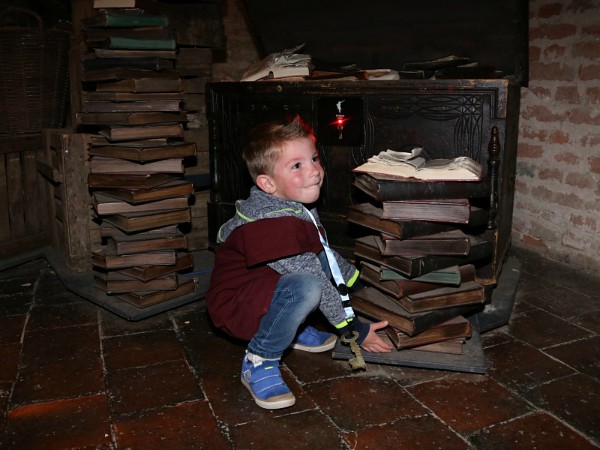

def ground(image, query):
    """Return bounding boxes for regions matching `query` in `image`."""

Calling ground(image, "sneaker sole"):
[291,334,337,353]
[240,376,296,410]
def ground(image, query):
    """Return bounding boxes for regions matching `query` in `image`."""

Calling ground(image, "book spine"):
[105,37,177,50]
[376,179,490,201]
[409,303,483,336]
[104,15,169,28]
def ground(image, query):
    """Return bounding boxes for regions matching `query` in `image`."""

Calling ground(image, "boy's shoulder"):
[225,216,324,266]
[240,188,306,220]
[237,215,312,237]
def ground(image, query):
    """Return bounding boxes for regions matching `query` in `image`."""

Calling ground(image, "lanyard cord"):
[303,207,354,320]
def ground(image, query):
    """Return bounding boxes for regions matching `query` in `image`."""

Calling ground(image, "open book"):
[353,147,483,181]
[241,44,312,81]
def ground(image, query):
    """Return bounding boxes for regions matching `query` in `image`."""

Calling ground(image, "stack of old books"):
[335,148,494,372]
[79,0,198,308]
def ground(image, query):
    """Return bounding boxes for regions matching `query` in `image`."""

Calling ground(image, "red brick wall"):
[213,0,600,276]
[515,0,600,275]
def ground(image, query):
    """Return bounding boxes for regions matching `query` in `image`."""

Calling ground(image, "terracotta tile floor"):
[1,249,599,449]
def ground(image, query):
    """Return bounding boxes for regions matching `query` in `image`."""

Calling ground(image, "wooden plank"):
[23,148,50,234]
[57,133,92,272]
[0,133,55,257]
[0,133,42,155]
[40,129,61,253]
[53,212,66,252]
[0,231,52,260]
[6,152,25,237]
[0,153,10,241]
[22,149,38,232]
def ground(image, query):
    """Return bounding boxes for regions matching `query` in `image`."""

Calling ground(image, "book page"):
[353,150,482,181]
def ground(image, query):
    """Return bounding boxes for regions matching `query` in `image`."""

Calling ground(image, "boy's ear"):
[256,174,276,194]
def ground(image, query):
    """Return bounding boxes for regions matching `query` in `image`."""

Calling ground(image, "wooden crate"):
[0,133,52,258]
[37,129,96,272]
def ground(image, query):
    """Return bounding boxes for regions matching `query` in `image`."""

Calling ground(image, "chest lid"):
[242,0,528,86]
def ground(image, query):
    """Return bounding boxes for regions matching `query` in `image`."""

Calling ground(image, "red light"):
[330,116,350,127]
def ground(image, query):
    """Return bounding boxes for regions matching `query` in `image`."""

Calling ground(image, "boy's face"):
[258,137,324,204]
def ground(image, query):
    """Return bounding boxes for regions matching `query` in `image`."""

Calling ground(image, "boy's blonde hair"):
[243,115,315,181]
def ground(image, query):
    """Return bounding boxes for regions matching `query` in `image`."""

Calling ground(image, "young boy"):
[206,116,392,410]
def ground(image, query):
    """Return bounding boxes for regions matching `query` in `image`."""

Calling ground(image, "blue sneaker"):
[291,326,337,353]
[241,356,296,410]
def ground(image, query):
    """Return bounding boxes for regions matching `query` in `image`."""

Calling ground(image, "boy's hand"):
[360,321,393,353]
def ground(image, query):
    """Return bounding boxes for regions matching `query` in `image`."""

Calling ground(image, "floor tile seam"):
[105,370,216,442]
[0,310,34,321]
[405,372,544,435]
[111,398,211,421]
[286,370,367,388]
[0,292,37,305]
[479,333,515,351]
[391,371,453,389]
[17,351,104,370]
[514,282,558,298]
[538,333,599,352]
[519,270,600,296]
[33,292,88,306]
[506,300,541,319]
[541,409,600,448]
[210,418,234,450]
[282,363,458,433]
[1,379,17,431]
[98,325,177,340]
[168,315,213,405]
[400,388,473,446]
[560,319,600,337]
[332,416,429,450]
[30,269,46,303]
[487,372,600,446]
[96,311,120,450]
[517,292,600,320]
[4,398,117,450]
[508,303,596,334]
[513,249,600,281]
[486,334,581,379]
[100,327,179,343]
[17,307,32,346]
[22,322,99,341]
[519,261,600,285]
[31,272,72,302]
[6,390,110,414]
[0,271,43,283]
[461,409,595,445]
[225,407,345,444]
[520,371,587,392]
[23,320,99,333]
[194,393,235,448]
[6,304,49,415]
[354,410,464,433]
[103,356,190,374]
[488,327,588,360]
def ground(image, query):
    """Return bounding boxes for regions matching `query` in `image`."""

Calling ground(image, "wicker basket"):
[0,7,70,134]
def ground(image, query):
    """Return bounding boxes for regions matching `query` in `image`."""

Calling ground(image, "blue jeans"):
[247,252,331,360]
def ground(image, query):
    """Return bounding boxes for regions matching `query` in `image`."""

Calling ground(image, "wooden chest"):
[207,78,520,282]
[207,0,527,284]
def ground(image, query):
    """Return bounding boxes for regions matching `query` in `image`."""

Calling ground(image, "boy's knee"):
[278,273,322,306]
[302,275,322,301]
